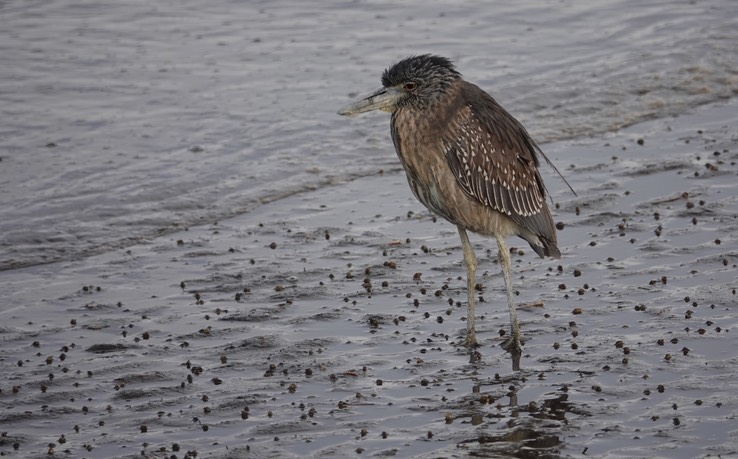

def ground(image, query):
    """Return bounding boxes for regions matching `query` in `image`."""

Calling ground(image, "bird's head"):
[338,54,461,116]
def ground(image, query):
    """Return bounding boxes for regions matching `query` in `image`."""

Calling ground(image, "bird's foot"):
[462,331,478,348]
[501,335,524,370]
[501,334,524,354]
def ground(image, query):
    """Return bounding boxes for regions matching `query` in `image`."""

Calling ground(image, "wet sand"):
[1,99,737,458]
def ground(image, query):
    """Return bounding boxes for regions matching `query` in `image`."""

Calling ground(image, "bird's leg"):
[457,226,478,348]
[495,236,523,354]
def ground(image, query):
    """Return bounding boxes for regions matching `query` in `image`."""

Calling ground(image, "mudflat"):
[2,100,737,458]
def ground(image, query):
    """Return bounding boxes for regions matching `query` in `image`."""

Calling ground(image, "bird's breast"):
[392,111,462,217]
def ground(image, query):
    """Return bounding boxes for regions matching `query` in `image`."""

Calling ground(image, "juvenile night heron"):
[338,54,567,356]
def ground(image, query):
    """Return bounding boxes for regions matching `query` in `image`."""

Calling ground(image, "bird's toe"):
[501,335,524,354]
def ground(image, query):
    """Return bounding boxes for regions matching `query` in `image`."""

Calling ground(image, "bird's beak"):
[338,86,404,117]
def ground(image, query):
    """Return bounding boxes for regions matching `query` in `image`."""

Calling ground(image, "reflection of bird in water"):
[339,55,571,362]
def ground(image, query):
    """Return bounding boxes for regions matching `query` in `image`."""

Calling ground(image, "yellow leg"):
[457,226,477,347]
[496,235,523,354]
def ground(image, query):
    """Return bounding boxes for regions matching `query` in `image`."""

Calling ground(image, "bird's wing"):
[443,96,555,244]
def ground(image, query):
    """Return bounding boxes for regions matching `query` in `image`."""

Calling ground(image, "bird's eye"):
[403,82,417,91]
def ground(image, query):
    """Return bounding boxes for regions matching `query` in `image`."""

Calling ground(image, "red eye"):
[403,82,417,91]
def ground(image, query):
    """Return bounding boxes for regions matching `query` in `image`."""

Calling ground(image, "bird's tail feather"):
[523,234,561,259]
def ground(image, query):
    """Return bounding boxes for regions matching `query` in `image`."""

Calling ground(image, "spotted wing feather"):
[444,83,559,258]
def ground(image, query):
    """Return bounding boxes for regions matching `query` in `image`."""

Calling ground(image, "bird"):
[338,54,568,358]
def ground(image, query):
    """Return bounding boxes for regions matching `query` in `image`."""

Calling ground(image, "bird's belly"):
[406,175,447,219]
[405,171,519,238]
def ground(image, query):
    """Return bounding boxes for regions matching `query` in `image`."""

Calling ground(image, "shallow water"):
[1,99,737,457]
[1,0,737,269]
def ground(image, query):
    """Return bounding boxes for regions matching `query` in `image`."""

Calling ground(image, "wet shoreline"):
[2,99,737,458]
